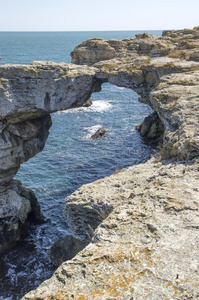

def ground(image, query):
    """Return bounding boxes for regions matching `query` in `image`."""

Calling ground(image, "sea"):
[0,30,162,300]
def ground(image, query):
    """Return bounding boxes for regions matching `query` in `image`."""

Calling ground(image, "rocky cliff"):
[0,27,198,299]
[0,62,101,252]
[23,158,199,299]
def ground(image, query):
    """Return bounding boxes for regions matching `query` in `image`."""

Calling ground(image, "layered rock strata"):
[23,158,199,299]
[0,27,198,298]
[0,62,101,252]
[22,27,199,299]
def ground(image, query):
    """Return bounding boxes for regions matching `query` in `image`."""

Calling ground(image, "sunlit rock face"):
[71,27,199,159]
[0,26,199,299]
[0,62,101,252]
[23,27,199,300]
[23,158,199,300]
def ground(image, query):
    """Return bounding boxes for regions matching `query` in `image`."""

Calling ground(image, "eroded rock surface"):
[0,26,198,299]
[49,236,89,267]
[136,111,164,142]
[0,180,44,253]
[90,128,107,139]
[23,158,199,299]
[71,33,199,159]
[0,62,101,252]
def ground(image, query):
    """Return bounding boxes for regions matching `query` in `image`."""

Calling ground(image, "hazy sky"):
[0,0,199,31]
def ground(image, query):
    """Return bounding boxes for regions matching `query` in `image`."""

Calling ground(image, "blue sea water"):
[0,30,162,300]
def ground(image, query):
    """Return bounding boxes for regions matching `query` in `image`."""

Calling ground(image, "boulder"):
[82,98,93,107]
[0,180,43,254]
[136,111,164,143]
[91,128,107,139]
[48,236,89,266]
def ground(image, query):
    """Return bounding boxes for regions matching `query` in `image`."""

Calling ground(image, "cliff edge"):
[0,27,198,299]
[22,27,199,300]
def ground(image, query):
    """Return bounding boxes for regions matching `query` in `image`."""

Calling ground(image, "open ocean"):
[0,30,162,300]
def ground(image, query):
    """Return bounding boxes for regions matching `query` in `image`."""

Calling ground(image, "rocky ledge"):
[22,27,199,299]
[0,63,101,252]
[0,27,198,299]
[23,158,199,299]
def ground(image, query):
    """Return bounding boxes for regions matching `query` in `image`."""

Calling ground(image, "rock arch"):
[1,29,199,253]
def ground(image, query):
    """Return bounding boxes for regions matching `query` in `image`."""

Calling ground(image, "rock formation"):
[82,98,93,107]
[0,62,101,252]
[136,111,164,143]
[90,127,107,139]
[48,235,89,267]
[22,27,199,299]
[0,27,198,299]
[23,158,199,299]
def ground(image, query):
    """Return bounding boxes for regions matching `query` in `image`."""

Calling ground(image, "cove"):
[0,83,153,300]
[1,27,199,299]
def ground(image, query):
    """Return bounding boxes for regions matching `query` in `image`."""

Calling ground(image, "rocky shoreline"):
[23,158,199,299]
[0,27,198,299]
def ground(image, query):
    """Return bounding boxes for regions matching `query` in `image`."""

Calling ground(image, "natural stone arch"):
[1,30,199,253]
[0,62,102,253]
[0,60,152,253]
[15,28,199,300]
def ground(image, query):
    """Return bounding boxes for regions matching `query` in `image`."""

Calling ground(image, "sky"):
[0,0,199,31]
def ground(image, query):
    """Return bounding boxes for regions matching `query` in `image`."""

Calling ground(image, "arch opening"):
[0,82,159,299]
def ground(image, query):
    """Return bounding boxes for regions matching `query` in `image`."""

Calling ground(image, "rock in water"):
[91,128,107,139]
[82,98,93,107]
[0,180,44,253]
[48,236,89,267]
[0,114,51,253]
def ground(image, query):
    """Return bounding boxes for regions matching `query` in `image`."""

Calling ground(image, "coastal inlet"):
[0,82,153,300]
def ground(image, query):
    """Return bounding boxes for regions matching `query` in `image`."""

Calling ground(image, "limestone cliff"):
[0,27,198,299]
[22,27,199,300]
[23,158,199,299]
[0,62,101,252]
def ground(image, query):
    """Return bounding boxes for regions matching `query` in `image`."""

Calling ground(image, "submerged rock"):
[49,236,89,267]
[91,128,107,139]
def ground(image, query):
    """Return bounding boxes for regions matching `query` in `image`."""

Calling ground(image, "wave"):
[57,100,112,115]
[115,86,126,90]
[83,124,103,139]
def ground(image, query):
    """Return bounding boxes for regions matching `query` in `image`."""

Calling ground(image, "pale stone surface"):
[0,62,100,123]
[0,180,43,253]
[0,62,101,252]
[22,158,199,299]
[0,26,198,298]
[23,27,199,300]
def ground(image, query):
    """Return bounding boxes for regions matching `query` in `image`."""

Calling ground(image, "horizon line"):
[0,29,175,33]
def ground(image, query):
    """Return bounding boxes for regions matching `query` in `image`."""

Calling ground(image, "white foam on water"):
[89,100,112,112]
[130,128,137,133]
[115,86,126,90]
[83,124,103,139]
[57,100,112,114]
